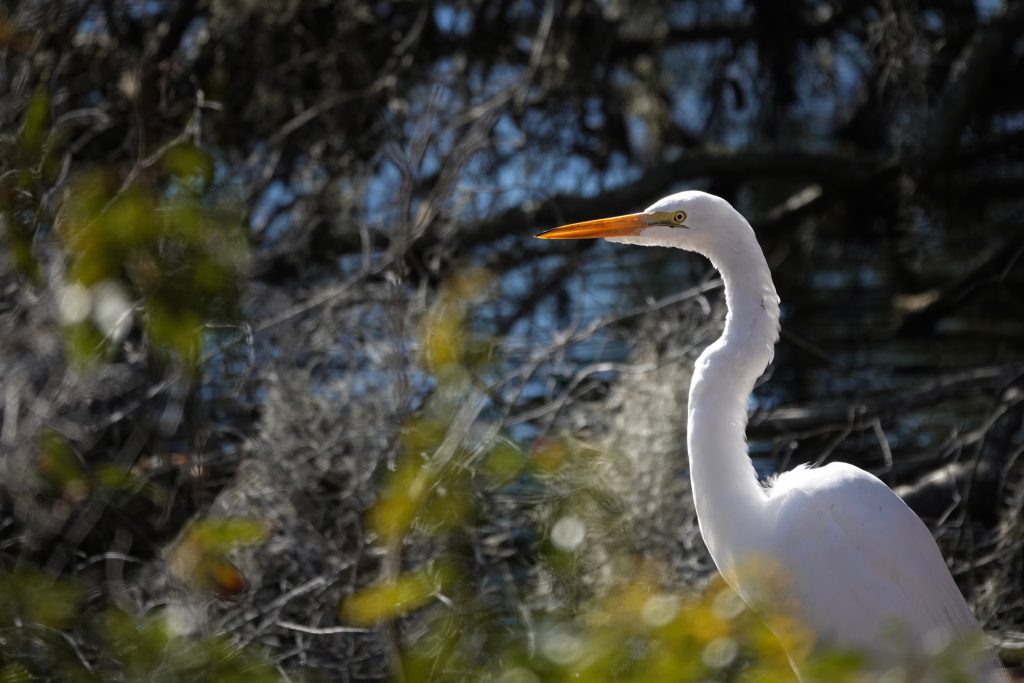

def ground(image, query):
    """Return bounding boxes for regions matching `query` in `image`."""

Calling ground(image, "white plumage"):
[538,191,1006,680]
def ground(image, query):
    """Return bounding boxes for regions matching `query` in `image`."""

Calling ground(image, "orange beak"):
[535,212,649,239]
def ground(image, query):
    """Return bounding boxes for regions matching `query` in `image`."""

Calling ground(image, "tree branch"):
[915,0,1024,169]
[252,148,876,284]
[749,364,1024,434]
[460,149,875,248]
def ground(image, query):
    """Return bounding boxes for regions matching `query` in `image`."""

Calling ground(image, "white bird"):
[536,191,1007,681]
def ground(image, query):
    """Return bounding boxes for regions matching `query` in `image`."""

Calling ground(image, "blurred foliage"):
[343,563,457,627]
[5,438,272,676]
[102,608,278,683]
[419,266,497,376]
[167,517,267,598]
[37,430,166,507]
[59,161,247,366]
[2,90,247,368]
[2,1,1022,679]
[341,266,995,682]
[1,88,58,279]
[0,569,279,681]
[366,267,503,543]
[344,268,821,681]
[1,84,260,681]
[370,449,470,543]
[0,570,83,631]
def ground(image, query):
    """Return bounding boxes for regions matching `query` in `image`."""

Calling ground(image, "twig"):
[276,621,371,635]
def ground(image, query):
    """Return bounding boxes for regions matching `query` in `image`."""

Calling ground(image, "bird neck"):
[687,232,781,567]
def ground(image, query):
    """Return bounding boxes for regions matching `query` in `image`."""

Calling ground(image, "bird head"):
[535,190,746,255]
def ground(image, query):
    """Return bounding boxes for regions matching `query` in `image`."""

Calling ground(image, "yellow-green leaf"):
[162,143,214,189]
[19,89,48,155]
[341,565,453,625]
[186,518,267,554]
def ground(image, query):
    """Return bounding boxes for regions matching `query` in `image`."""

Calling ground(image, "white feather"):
[610,191,1006,680]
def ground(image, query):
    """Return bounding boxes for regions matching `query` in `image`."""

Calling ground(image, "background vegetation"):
[1,0,1023,679]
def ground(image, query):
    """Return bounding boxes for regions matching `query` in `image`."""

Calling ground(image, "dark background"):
[2,1,1023,679]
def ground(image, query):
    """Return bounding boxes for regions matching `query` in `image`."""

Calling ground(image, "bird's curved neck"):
[687,232,781,567]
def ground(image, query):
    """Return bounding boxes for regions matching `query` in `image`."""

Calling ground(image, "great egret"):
[537,191,1006,680]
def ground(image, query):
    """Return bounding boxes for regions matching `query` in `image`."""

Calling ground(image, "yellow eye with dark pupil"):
[673,211,686,224]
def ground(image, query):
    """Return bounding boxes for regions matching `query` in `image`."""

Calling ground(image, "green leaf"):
[18,89,48,155]
[0,570,83,629]
[94,464,168,505]
[483,440,526,485]
[37,431,87,499]
[341,564,454,625]
[186,517,268,554]
[0,663,34,683]
[162,143,214,191]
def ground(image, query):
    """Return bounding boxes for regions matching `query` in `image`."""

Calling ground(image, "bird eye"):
[672,211,687,225]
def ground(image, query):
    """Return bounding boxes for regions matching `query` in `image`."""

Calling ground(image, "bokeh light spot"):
[57,283,91,324]
[701,636,738,669]
[711,586,746,621]
[641,593,680,627]
[551,516,585,552]
[541,626,584,665]
[496,667,540,683]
